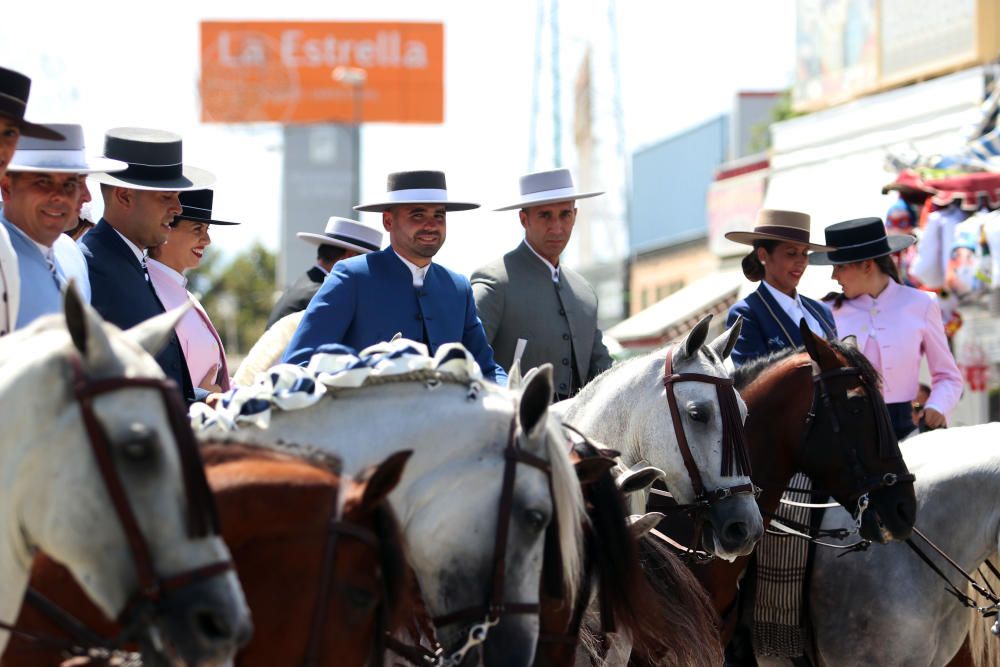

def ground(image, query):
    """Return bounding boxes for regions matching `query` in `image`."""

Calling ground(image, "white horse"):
[202,360,586,666]
[559,314,764,560]
[0,289,250,666]
[806,423,1000,667]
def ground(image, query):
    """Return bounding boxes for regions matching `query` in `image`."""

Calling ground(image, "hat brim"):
[9,156,129,175]
[177,214,240,226]
[297,232,379,254]
[724,230,834,252]
[493,190,604,212]
[89,165,216,192]
[808,234,916,265]
[353,199,480,213]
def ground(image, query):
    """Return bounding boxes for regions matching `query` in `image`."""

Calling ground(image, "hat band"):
[828,237,891,262]
[325,232,379,252]
[754,225,811,243]
[0,91,27,109]
[10,148,90,171]
[182,204,213,214]
[114,161,184,183]
[519,185,579,201]
[385,188,449,203]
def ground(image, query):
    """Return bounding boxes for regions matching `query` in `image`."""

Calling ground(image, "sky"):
[1,0,797,276]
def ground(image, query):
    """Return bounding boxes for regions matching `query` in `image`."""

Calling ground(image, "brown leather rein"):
[0,355,233,657]
[387,411,554,667]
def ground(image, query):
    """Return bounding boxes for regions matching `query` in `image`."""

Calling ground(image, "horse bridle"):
[67,354,233,644]
[662,346,757,509]
[799,364,915,521]
[387,412,555,667]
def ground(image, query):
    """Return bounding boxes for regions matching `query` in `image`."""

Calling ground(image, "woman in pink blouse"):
[147,189,238,393]
[810,217,962,439]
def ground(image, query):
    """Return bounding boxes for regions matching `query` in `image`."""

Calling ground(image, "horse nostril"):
[193,607,233,643]
[722,520,750,547]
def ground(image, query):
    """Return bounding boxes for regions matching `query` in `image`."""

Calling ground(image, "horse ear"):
[682,313,713,358]
[800,319,835,366]
[64,281,117,373]
[617,464,666,495]
[628,512,665,539]
[519,363,553,441]
[508,358,523,390]
[360,450,412,509]
[125,303,190,356]
[841,334,859,350]
[574,456,616,485]
[709,315,742,361]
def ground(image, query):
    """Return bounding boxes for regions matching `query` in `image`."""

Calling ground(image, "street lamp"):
[331,66,367,207]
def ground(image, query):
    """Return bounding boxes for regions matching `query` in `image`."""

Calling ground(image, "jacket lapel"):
[752,284,803,348]
[93,220,145,276]
[801,298,837,341]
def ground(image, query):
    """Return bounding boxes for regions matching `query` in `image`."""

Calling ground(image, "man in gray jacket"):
[471,168,613,400]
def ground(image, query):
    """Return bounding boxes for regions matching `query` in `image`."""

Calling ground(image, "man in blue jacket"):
[283,170,506,384]
[82,127,216,402]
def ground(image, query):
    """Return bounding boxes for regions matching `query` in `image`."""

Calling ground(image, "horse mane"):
[731,339,883,392]
[199,441,343,477]
[573,445,719,664]
[545,417,588,605]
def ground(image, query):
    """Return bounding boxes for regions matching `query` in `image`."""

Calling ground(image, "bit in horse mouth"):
[875,512,892,542]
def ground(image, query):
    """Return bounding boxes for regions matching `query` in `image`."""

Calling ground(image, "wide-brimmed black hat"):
[89,127,215,191]
[174,189,238,226]
[808,217,916,266]
[0,66,63,140]
[354,170,479,212]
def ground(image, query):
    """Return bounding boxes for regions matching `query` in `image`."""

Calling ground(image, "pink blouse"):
[146,259,231,392]
[831,279,962,415]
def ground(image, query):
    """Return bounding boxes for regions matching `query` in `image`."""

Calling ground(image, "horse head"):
[1,287,250,665]
[799,321,916,542]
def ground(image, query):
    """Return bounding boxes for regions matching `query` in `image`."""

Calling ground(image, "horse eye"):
[524,509,548,532]
[118,424,158,461]
[686,402,709,423]
[345,586,377,610]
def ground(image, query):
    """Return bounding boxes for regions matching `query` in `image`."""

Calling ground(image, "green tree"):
[748,89,805,153]
[188,242,276,355]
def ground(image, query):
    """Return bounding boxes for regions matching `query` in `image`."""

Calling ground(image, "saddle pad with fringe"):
[189,338,483,434]
[752,472,812,658]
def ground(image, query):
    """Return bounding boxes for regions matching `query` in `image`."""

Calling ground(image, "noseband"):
[800,364,914,517]
[662,346,756,509]
[387,411,554,667]
[68,355,234,638]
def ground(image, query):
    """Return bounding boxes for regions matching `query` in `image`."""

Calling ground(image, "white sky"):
[1,0,796,275]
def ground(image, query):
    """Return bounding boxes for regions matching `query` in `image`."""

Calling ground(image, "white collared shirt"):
[391,247,430,287]
[525,240,560,283]
[146,257,187,288]
[112,227,147,266]
[761,280,825,337]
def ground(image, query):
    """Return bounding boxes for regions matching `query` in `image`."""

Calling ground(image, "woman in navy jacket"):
[725,209,838,366]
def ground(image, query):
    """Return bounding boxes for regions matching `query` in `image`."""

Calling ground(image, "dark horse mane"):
[199,440,344,477]
[731,339,883,392]
[572,441,721,666]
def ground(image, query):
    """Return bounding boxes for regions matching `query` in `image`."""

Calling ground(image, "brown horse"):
[534,439,722,667]
[1,442,412,667]
[650,322,917,649]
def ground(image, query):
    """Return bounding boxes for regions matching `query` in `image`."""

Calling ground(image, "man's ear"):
[382,210,392,232]
[113,186,132,209]
[519,209,528,230]
[0,175,11,200]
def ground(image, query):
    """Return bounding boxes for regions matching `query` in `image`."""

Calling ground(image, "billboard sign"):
[200,21,444,124]
[707,164,768,258]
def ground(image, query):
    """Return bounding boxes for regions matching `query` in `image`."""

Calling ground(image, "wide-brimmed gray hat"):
[808,217,916,265]
[724,209,834,251]
[298,217,383,254]
[354,170,479,213]
[89,127,215,191]
[495,168,603,211]
[8,124,127,174]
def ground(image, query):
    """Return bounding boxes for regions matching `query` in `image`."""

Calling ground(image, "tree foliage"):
[187,242,277,355]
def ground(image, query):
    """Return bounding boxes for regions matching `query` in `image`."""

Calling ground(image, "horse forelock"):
[827,338,883,391]
[543,416,587,605]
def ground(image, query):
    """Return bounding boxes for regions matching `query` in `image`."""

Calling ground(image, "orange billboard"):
[200,21,443,124]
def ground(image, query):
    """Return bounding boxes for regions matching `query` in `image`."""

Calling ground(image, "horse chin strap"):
[387,409,555,666]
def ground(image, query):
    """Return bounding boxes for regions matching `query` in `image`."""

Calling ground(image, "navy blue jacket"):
[726,283,838,367]
[80,220,195,400]
[282,248,506,384]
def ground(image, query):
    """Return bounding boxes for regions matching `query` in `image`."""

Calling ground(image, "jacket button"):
[562,333,570,340]
[559,309,566,316]
[562,358,569,366]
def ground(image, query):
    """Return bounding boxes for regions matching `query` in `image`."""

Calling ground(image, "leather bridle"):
[387,412,555,667]
[662,346,757,509]
[3,356,236,656]
[798,364,914,517]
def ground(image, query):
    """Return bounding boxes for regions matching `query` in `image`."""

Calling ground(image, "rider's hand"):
[922,407,946,430]
[198,364,222,394]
